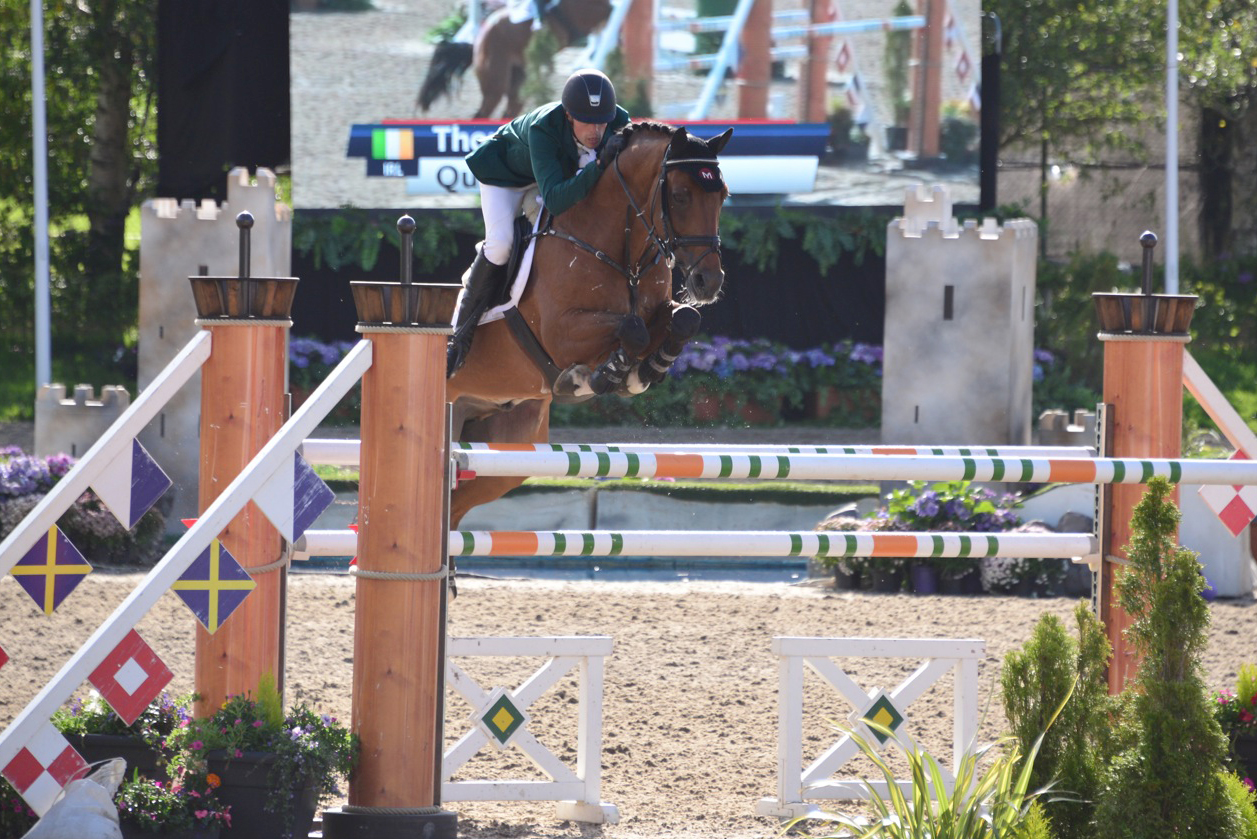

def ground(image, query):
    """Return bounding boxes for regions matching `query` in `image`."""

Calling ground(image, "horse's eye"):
[671,187,691,208]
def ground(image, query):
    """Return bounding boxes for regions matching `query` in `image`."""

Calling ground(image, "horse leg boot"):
[636,304,702,388]
[589,315,649,395]
[447,249,507,377]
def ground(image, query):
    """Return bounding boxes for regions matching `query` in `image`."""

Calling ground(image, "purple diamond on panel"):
[292,452,334,542]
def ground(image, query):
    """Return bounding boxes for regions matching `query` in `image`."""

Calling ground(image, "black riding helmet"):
[561,68,617,124]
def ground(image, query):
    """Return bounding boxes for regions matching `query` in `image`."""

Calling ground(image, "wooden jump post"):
[189,212,297,715]
[1094,231,1198,692]
[321,217,461,839]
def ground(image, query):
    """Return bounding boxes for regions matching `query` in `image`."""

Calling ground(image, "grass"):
[313,465,879,505]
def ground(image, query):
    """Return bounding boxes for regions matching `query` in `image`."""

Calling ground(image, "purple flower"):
[1238,271,1253,285]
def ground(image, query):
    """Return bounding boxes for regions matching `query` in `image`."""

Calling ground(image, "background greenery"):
[1,0,1256,443]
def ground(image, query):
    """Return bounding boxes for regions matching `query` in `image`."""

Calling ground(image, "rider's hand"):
[597,134,627,169]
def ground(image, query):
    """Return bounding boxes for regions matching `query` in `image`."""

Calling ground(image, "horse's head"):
[661,126,732,305]
[610,122,732,306]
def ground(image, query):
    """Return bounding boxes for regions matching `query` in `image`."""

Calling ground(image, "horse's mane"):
[617,120,719,161]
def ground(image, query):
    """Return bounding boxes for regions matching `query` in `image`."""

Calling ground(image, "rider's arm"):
[529,106,631,217]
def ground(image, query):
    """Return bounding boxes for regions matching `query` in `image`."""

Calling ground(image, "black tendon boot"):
[447,250,507,377]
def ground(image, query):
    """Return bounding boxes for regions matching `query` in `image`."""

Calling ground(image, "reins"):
[536,134,723,313]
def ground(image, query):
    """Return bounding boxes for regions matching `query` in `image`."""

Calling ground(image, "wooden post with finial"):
[1093,231,1198,693]
[321,216,461,839]
[189,211,299,715]
[737,0,772,118]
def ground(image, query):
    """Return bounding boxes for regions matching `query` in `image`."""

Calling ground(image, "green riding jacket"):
[465,102,630,217]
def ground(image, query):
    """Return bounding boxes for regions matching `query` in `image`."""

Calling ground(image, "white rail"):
[0,330,212,575]
[0,341,373,772]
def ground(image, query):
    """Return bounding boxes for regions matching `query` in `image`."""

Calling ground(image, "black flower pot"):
[206,751,318,839]
[1233,733,1257,782]
[869,566,903,593]
[120,823,221,839]
[65,733,165,778]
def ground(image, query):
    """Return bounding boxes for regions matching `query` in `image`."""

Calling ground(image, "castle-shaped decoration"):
[882,185,1038,446]
[34,384,131,458]
[138,167,293,530]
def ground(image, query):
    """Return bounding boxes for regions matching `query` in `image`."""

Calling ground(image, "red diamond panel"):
[0,644,8,671]
[88,629,172,726]
[46,748,89,786]
[2,748,44,792]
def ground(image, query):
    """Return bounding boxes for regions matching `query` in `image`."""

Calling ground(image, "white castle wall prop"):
[34,384,132,459]
[882,185,1039,446]
[138,167,293,530]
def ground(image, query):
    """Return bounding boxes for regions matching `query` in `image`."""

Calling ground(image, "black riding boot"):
[447,250,506,377]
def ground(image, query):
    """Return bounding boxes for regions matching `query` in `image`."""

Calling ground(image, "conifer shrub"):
[1001,602,1113,839]
[1092,477,1245,838]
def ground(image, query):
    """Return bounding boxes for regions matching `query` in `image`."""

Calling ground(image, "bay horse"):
[417,0,613,118]
[446,121,733,527]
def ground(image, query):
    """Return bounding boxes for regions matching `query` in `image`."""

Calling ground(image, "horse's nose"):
[694,263,724,299]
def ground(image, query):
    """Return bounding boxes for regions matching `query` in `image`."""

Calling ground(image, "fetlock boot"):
[447,250,506,376]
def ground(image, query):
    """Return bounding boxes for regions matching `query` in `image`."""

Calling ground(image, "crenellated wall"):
[33,384,132,459]
[882,185,1039,446]
[138,167,293,530]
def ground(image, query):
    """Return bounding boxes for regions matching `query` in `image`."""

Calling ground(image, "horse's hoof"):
[553,365,595,400]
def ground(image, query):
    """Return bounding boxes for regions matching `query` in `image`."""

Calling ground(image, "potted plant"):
[883,0,914,151]
[53,691,192,780]
[115,771,231,839]
[1,777,38,837]
[1212,663,1257,787]
[798,341,882,426]
[814,514,907,592]
[165,675,357,839]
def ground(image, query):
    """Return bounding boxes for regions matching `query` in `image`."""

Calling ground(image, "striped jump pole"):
[299,439,1097,468]
[292,529,1096,562]
[452,449,1257,487]
[451,530,1097,560]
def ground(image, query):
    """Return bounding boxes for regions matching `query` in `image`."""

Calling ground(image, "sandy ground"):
[1,571,1254,839]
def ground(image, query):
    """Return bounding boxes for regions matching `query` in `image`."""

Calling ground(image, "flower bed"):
[0,446,166,566]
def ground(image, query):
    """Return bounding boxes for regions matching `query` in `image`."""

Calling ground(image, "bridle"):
[538,134,724,309]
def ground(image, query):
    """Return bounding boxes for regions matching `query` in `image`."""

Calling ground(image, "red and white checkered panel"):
[1,724,89,816]
[1198,451,1257,538]
[88,629,173,726]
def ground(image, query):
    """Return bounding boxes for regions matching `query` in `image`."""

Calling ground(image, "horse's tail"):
[416,40,474,112]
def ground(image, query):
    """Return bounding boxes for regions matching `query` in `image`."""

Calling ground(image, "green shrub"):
[1001,603,1114,839]
[1220,770,1257,839]
[1093,477,1245,838]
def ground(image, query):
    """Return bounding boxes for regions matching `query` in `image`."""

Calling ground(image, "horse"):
[445,121,733,527]
[416,0,614,118]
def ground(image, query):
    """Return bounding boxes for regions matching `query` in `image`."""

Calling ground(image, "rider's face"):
[569,117,606,149]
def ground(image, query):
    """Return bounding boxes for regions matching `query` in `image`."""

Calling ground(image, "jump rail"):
[452,450,1257,485]
[292,529,1096,562]
[300,439,1096,469]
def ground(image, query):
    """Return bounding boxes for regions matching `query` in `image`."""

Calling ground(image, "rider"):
[447,67,631,376]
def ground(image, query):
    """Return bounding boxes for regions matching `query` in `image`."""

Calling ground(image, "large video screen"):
[290,0,981,210]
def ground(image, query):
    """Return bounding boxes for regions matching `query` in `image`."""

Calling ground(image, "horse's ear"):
[706,128,734,156]
[668,126,690,153]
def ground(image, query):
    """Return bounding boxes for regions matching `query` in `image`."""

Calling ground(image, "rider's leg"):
[447,184,524,376]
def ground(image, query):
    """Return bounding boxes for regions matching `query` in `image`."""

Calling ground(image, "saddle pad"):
[478,211,541,326]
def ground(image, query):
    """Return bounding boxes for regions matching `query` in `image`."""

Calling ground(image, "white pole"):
[1165,0,1179,293]
[30,0,52,387]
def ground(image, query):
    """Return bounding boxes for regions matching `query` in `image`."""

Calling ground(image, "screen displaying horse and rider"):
[290,0,982,210]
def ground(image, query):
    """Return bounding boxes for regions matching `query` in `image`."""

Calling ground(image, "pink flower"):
[252,720,264,728]
[1240,710,1254,724]
[234,749,243,758]
[190,740,203,750]
[195,809,208,819]
[1244,777,1255,793]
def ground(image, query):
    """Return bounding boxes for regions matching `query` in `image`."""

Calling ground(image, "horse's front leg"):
[621,303,701,394]
[549,310,648,398]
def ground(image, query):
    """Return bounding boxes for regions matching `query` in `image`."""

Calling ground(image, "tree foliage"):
[0,0,156,357]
